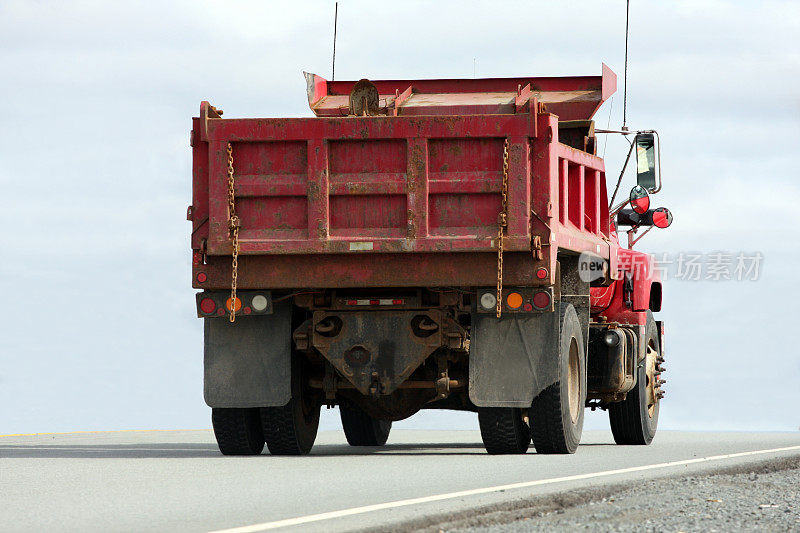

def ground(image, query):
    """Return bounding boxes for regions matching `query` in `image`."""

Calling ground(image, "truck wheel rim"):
[567,337,580,424]
[645,342,659,418]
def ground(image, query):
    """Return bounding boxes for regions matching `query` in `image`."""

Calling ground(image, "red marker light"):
[196,272,207,283]
[533,291,551,309]
[243,307,252,315]
[523,303,533,312]
[535,267,548,280]
[632,196,650,214]
[200,298,216,314]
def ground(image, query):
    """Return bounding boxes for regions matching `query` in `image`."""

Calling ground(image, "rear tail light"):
[532,291,551,309]
[199,298,216,314]
[479,288,552,313]
[535,267,548,280]
[196,272,207,283]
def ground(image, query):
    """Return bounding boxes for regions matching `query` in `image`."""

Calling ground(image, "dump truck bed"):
[189,66,619,289]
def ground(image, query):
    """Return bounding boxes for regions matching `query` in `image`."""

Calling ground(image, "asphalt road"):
[2,429,799,532]
[457,460,800,532]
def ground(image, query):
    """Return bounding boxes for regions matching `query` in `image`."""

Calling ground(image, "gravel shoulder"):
[440,456,800,533]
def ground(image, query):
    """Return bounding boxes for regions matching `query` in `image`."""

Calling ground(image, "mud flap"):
[469,303,563,408]
[203,300,292,408]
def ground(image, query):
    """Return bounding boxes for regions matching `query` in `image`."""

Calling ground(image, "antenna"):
[332,2,338,81]
[622,0,630,131]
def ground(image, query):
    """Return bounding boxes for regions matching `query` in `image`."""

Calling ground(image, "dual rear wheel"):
[477,307,662,454]
[478,303,585,455]
[212,359,321,456]
[211,362,393,455]
[212,403,392,456]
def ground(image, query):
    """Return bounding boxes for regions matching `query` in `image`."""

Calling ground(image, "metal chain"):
[496,139,509,318]
[226,142,240,323]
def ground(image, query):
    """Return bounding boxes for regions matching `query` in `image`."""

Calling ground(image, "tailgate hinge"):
[531,235,543,261]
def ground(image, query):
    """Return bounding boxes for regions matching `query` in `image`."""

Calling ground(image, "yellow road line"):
[0,429,209,438]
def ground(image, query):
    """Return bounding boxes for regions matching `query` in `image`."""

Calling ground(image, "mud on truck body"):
[188,64,672,455]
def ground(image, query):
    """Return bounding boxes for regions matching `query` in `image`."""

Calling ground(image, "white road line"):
[209,444,800,533]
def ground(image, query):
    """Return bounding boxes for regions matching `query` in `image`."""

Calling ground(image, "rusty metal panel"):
[428,137,505,237]
[190,117,209,252]
[311,310,453,396]
[201,108,537,256]
[202,112,534,143]
[304,64,616,121]
[469,303,563,407]
[194,252,549,290]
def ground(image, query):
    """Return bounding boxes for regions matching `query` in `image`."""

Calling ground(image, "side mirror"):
[652,207,673,228]
[629,185,650,214]
[635,133,657,191]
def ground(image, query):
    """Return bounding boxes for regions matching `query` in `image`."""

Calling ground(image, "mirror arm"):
[610,197,632,217]
[596,129,636,134]
[597,128,663,196]
[627,224,654,248]
[608,138,636,208]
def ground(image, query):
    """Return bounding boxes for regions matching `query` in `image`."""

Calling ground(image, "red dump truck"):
[188,64,672,455]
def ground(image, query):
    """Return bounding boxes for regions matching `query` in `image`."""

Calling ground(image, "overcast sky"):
[1,0,799,435]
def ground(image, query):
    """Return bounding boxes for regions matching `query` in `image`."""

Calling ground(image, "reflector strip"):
[345,299,405,306]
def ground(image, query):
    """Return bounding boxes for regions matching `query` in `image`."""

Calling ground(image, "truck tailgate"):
[193,103,536,256]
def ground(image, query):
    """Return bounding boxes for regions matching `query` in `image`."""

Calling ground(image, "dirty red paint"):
[190,65,659,324]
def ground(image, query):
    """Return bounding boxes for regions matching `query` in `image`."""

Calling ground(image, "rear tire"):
[340,404,392,446]
[261,358,320,455]
[478,408,531,454]
[529,303,586,454]
[609,311,660,445]
[211,408,265,456]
